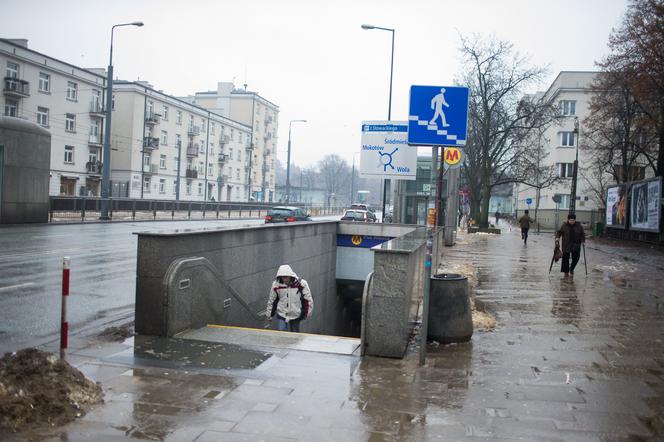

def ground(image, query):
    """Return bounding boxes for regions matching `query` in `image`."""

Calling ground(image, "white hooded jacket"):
[266,265,313,322]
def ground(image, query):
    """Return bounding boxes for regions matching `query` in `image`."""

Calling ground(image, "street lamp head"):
[131,21,144,27]
[361,24,375,30]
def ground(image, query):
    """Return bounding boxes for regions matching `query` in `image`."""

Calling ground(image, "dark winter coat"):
[556,222,585,253]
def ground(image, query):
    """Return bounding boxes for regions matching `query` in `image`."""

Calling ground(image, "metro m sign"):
[444,147,463,169]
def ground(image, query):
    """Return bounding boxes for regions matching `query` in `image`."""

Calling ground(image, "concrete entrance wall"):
[135,221,341,337]
[0,116,51,223]
[363,228,429,358]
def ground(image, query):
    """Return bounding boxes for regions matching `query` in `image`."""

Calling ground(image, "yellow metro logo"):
[444,147,462,166]
[351,235,363,245]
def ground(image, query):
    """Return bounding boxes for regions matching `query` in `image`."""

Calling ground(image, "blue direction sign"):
[408,85,469,147]
[526,198,533,205]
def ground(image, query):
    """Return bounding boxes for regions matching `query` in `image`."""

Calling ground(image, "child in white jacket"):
[266,265,313,332]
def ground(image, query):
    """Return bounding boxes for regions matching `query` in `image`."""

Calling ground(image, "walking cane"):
[549,255,555,274]
[582,243,588,276]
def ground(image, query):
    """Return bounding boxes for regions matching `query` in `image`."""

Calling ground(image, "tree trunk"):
[658,123,664,177]
[479,185,491,228]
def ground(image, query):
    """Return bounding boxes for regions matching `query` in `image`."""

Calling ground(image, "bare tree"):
[511,124,561,222]
[459,35,556,226]
[584,71,655,182]
[318,154,351,206]
[580,150,613,210]
[600,0,664,175]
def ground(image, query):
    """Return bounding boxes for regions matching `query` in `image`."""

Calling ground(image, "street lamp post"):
[361,24,394,222]
[100,21,144,220]
[285,119,306,204]
[569,117,580,214]
[350,152,360,204]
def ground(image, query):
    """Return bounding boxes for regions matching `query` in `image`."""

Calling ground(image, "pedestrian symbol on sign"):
[429,88,451,128]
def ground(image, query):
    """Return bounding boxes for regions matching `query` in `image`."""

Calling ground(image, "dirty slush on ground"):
[0,348,103,432]
[0,322,134,433]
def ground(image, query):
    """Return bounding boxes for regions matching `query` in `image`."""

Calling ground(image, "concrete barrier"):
[135,221,343,337]
[363,227,428,358]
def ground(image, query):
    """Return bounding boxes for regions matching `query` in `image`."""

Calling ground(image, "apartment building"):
[0,38,107,197]
[183,82,279,202]
[110,81,253,201]
[514,72,602,228]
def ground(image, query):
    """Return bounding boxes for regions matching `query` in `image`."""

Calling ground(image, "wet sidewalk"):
[7,227,664,441]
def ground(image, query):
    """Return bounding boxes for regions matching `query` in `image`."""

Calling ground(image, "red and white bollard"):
[60,256,70,359]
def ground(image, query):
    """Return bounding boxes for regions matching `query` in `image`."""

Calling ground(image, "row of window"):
[7,61,101,103]
[142,177,245,198]
[61,145,274,186]
[146,100,251,144]
[62,145,100,164]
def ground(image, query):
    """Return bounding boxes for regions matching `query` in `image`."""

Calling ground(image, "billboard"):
[629,177,662,232]
[360,121,417,180]
[605,184,627,229]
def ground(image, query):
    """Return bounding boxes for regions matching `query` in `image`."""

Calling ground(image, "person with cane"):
[555,213,586,278]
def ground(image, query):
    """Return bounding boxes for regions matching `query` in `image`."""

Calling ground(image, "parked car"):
[350,203,374,213]
[264,206,311,223]
[341,209,376,222]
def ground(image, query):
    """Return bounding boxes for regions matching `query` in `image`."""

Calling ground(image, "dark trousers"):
[277,317,301,332]
[521,227,529,242]
[561,249,581,274]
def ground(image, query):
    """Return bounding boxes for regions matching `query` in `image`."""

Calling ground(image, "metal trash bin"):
[428,273,473,343]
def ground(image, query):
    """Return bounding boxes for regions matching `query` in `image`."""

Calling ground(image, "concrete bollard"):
[427,273,473,344]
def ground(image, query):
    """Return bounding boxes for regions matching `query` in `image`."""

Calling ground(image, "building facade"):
[1,38,107,197]
[184,82,279,202]
[110,81,253,201]
[514,72,600,229]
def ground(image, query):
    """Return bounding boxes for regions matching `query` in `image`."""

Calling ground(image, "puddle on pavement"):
[105,335,272,372]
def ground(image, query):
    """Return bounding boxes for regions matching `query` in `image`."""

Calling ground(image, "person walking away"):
[266,265,313,332]
[495,211,500,224]
[555,213,586,277]
[518,210,534,244]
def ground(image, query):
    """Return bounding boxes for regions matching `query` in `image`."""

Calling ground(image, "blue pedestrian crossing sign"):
[408,85,469,147]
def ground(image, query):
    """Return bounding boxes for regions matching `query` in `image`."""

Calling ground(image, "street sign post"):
[408,85,470,147]
[360,121,417,180]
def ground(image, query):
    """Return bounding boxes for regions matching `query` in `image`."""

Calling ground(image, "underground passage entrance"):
[134,220,435,358]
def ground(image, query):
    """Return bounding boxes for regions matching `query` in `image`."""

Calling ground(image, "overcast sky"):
[2,0,627,168]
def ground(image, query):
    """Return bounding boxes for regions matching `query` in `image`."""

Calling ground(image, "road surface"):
[0,217,338,352]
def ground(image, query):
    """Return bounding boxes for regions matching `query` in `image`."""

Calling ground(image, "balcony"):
[216,175,225,186]
[186,142,199,157]
[86,161,103,175]
[186,168,198,179]
[90,101,104,117]
[88,134,103,146]
[145,112,161,125]
[217,153,227,163]
[188,125,201,136]
[143,137,160,150]
[219,135,230,145]
[245,143,254,151]
[263,148,271,156]
[3,77,30,98]
[141,163,159,174]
